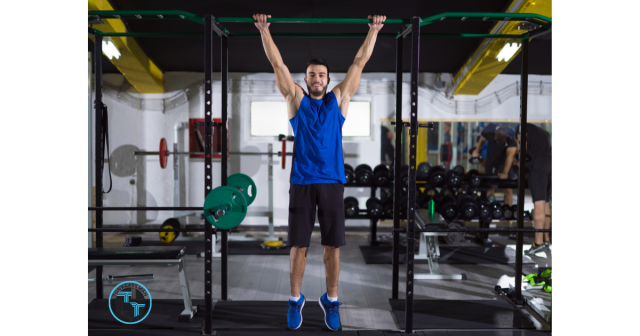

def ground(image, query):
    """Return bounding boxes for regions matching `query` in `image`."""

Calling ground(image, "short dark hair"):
[495,126,509,143]
[306,58,330,77]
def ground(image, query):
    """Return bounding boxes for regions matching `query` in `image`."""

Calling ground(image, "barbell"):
[133,138,294,169]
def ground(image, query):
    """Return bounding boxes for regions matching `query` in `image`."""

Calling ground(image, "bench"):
[88,246,198,321]
[414,210,465,280]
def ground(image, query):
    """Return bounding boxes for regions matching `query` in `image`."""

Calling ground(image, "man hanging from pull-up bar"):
[254,13,386,331]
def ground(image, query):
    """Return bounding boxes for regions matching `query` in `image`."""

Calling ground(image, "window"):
[249,100,371,138]
[250,101,289,137]
[342,101,370,137]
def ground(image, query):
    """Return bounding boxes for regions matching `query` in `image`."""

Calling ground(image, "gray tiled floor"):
[88,234,551,331]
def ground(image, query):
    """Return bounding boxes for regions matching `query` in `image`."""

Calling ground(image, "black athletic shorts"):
[288,183,345,247]
[526,158,552,202]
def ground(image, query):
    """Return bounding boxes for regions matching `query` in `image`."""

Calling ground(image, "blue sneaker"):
[318,293,342,331]
[287,294,305,330]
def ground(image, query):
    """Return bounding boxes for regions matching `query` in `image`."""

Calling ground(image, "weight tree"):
[88,11,552,334]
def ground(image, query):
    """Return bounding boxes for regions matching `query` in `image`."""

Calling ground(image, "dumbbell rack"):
[344,180,386,246]
[435,177,531,247]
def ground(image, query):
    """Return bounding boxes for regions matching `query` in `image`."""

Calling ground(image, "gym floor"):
[88,233,552,331]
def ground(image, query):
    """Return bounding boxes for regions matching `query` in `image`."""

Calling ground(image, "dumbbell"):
[489,202,503,219]
[355,164,373,186]
[502,204,513,219]
[373,164,391,187]
[466,169,481,187]
[457,195,479,220]
[428,166,447,187]
[485,194,496,203]
[441,187,456,198]
[366,197,384,219]
[344,164,354,185]
[417,162,431,180]
[344,197,359,217]
[423,185,439,198]
[466,187,480,198]
[456,189,476,201]
[452,165,465,176]
[510,204,518,219]
[478,202,491,220]
[445,170,462,187]
[438,195,458,221]
[469,156,483,165]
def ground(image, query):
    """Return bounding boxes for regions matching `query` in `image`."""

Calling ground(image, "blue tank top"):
[289,91,346,185]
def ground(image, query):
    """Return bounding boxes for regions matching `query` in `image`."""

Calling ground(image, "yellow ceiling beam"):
[88,0,164,93]
[449,0,551,96]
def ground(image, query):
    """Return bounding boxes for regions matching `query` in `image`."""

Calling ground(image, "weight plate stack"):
[344,164,355,185]
[365,197,384,220]
[355,164,373,186]
[203,186,248,230]
[344,197,360,217]
[227,173,257,206]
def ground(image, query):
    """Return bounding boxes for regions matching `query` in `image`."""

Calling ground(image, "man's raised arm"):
[334,15,386,115]
[254,14,300,105]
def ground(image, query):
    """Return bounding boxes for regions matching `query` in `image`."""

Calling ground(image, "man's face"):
[305,64,329,97]
[494,132,507,144]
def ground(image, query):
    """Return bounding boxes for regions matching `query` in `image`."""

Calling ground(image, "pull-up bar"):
[217,17,410,24]
[91,30,526,39]
[88,10,552,31]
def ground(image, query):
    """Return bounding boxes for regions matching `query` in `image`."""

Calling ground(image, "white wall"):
[93,71,551,226]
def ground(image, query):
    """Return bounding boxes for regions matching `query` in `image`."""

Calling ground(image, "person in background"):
[471,123,517,205]
[441,122,452,169]
[381,126,394,166]
[516,123,552,254]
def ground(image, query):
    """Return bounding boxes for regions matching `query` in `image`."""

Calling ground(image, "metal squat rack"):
[88,11,552,334]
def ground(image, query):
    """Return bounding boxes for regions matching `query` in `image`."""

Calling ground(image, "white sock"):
[289,295,300,302]
[328,295,338,302]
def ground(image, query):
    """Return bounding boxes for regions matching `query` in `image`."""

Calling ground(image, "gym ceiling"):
[89,0,551,85]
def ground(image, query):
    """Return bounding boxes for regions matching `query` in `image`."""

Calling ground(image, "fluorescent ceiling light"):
[102,39,121,60]
[496,42,520,62]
